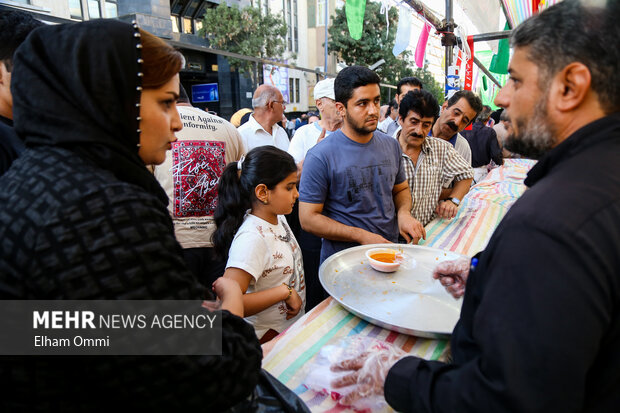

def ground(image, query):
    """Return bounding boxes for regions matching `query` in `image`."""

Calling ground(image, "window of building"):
[183,17,193,34]
[88,0,101,18]
[105,1,117,18]
[293,0,298,52]
[255,0,269,15]
[283,0,297,52]
[171,16,180,33]
[288,78,301,103]
[316,0,325,26]
[68,0,83,19]
[170,0,215,35]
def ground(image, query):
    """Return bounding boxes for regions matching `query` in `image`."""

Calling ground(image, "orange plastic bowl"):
[365,248,401,272]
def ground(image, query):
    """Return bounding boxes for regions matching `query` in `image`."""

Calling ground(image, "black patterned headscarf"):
[11,19,168,204]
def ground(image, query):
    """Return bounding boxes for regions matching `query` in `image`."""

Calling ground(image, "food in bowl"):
[366,248,402,272]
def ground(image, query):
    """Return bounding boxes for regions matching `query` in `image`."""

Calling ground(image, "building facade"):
[1,0,312,119]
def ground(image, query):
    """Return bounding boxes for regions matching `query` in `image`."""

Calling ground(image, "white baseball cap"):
[314,78,335,101]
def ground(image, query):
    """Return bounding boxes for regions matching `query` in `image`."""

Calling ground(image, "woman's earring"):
[261,199,269,205]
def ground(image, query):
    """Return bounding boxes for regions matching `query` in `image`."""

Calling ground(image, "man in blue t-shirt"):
[299,66,425,263]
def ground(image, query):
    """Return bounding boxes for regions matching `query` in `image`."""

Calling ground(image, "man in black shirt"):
[332,2,620,411]
[384,1,620,411]
[461,105,504,183]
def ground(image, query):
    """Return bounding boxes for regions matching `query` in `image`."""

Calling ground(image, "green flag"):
[346,0,366,40]
[490,22,510,74]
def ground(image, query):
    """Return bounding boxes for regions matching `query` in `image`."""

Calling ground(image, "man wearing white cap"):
[287,78,342,165]
[286,78,343,311]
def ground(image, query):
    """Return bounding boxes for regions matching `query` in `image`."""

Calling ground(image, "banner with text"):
[0,300,222,355]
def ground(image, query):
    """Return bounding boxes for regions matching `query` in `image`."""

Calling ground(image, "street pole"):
[445,0,454,71]
[324,0,329,76]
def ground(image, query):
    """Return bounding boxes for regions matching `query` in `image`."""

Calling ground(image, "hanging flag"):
[489,22,510,74]
[456,50,463,72]
[379,0,391,39]
[464,36,474,90]
[392,5,412,57]
[414,21,432,68]
[345,0,367,40]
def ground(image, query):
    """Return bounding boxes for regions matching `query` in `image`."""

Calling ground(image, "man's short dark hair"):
[398,89,439,121]
[0,10,43,71]
[334,66,381,106]
[386,98,398,117]
[446,90,483,120]
[396,77,423,95]
[476,105,493,122]
[511,0,619,113]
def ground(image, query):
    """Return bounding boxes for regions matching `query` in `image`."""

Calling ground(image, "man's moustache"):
[446,122,458,131]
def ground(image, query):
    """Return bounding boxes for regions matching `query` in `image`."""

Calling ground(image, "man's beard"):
[346,112,377,135]
[504,99,556,159]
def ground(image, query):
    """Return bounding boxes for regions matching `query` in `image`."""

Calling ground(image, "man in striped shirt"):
[395,90,473,226]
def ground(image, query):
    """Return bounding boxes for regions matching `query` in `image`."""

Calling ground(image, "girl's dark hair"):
[212,146,297,259]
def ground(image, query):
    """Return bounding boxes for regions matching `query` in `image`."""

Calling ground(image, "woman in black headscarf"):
[0,20,261,411]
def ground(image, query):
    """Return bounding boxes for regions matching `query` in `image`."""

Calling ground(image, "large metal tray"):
[319,244,465,339]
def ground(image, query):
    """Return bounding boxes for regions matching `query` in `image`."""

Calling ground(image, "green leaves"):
[328,3,443,104]
[198,4,289,86]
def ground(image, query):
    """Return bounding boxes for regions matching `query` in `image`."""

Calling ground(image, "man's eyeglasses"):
[272,100,288,106]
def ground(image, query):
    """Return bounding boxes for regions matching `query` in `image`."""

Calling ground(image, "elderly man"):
[385,77,423,137]
[288,78,342,164]
[430,90,482,165]
[376,1,620,411]
[287,77,343,310]
[299,66,425,264]
[237,84,289,151]
[395,90,473,226]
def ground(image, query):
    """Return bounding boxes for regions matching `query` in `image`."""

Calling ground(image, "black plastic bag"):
[226,369,311,412]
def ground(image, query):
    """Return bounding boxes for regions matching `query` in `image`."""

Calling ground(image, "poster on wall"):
[263,64,290,103]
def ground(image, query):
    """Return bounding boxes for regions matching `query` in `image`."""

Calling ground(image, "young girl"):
[213,146,306,343]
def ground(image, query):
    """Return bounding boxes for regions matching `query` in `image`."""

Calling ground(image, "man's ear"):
[0,62,7,85]
[551,62,591,112]
[335,101,346,117]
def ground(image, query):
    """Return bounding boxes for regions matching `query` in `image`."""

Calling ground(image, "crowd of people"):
[0,0,618,411]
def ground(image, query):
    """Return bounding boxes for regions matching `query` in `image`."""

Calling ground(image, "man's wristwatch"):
[448,197,461,206]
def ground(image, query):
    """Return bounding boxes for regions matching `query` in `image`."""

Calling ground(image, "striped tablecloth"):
[262,159,536,412]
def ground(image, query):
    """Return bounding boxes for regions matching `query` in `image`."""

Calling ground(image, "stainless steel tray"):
[319,244,465,339]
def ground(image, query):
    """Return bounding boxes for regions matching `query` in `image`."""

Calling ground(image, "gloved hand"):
[432,257,471,299]
[330,342,405,407]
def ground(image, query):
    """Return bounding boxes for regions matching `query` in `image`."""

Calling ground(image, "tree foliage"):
[328,2,444,104]
[198,4,289,87]
[412,65,445,105]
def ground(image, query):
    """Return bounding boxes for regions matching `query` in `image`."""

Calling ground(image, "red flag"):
[464,36,474,91]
